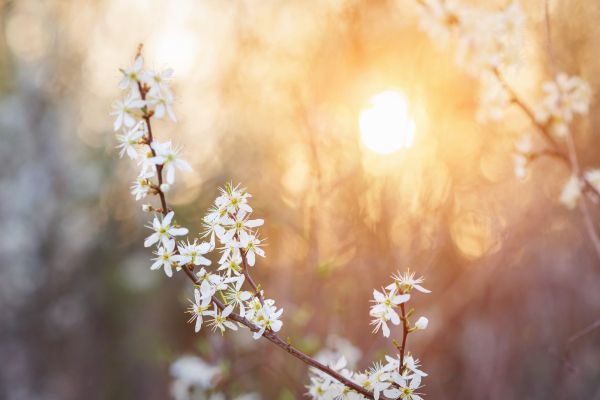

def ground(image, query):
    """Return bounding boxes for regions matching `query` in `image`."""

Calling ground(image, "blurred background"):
[1,0,600,399]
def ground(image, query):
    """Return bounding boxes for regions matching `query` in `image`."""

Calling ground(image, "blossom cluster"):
[370,270,430,338]
[307,354,427,400]
[417,0,526,122]
[110,54,281,341]
[169,355,259,400]
[112,52,432,400]
[306,270,430,400]
[534,73,591,137]
[185,183,283,339]
[416,1,600,213]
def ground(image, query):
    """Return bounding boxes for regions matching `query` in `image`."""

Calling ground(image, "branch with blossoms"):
[110,46,434,400]
[414,0,600,260]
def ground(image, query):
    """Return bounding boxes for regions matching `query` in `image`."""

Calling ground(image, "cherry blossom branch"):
[126,52,382,400]
[542,2,600,259]
[180,264,386,400]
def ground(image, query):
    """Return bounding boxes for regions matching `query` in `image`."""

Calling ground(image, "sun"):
[359,90,416,154]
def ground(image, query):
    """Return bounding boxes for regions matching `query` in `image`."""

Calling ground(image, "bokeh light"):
[359,90,415,154]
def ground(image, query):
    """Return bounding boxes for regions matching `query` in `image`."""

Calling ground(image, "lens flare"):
[359,91,415,154]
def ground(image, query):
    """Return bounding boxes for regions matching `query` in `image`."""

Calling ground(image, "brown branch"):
[398,303,409,374]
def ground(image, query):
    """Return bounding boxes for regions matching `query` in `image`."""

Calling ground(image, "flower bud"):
[415,317,428,330]
[160,183,170,193]
[142,204,153,212]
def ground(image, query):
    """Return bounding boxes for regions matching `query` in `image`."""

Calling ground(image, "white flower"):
[217,254,243,277]
[253,303,284,339]
[131,168,155,200]
[169,355,221,392]
[205,202,229,224]
[513,154,528,180]
[160,183,170,193]
[560,174,583,210]
[238,231,266,266]
[146,67,174,96]
[207,304,238,334]
[226,276,252,317]
[219,183,253,214]
[364,363,393,400]
[150,239,187,277]
[404,355,428,377]
[216,209,264,244]
[535,73,592,137]
[119,56,145,91]
[179,240,212,266]
[148,142,193,185]
[187,285,215,332]
[115,121,146,159]
[142,204,152,212]
[144,211,189,247]
[110,92,146,131]
[383,371,424,400]
[370,288,410,337]
[414,317,428,330]
[476,82,511,123]
[386,270,431,293]
[149,90,178,122]
[416,0,463,47]
[196,268,237,291]
[584,169,600,194]
[514,133,532,154]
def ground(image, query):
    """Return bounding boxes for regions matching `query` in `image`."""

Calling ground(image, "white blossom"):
[150,239,187,277]
[109,92,146,131]
[218,254,243,277]
[179,240,212,266]
[131,168,155,200]
[187,285,215,332]
[386,270,431,294]
[559,174,583,210]
[207,304,238,334]
[225,276,252,317]
[115,121,146,159]
[216,209,264,244]
[144,211,189,247]
[149,142,193,185]
[119,56,146,91]
[414,317,428,330]
[239,231,266,266]
[513,134,532,180]
[383,371,424,400]
[535,73,591,137]
[252,303,284,339]
[149,90,178,122]
[146,67,174,96]
[584,169,600,194]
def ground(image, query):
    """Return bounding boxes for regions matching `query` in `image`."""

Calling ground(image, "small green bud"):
[256,284,261,292]
[405,308,414,318]
[393,339,399,347]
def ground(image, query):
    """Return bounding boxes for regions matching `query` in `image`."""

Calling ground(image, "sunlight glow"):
[155,29,198,76]
[359,91,416,154]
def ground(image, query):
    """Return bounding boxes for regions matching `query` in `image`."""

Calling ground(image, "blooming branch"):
[111,45,436,400]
